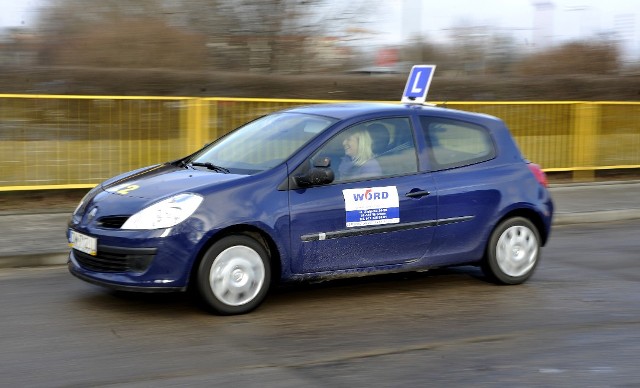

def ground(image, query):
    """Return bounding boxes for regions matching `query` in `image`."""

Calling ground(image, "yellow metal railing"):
[0,95,190,190]
[1,95,638,191]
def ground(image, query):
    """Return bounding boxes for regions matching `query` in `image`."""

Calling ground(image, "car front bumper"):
[66,224,206,293]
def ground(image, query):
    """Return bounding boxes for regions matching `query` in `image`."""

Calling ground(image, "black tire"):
[196,235,271,315]
[482,217,541,285]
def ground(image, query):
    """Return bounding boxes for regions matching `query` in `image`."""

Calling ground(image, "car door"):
[288,117,437,274]
[416,114,502,267]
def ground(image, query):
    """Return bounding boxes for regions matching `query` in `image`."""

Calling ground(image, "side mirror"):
[294,167,335,187]
[294,157,335,187]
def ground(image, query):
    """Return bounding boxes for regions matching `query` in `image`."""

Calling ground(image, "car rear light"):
[527,163,548,188]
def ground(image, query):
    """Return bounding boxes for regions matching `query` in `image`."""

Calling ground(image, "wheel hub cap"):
[512,246,524,260]
[496,225,538,277]
[209,246,265,306]
[232,268,246,284]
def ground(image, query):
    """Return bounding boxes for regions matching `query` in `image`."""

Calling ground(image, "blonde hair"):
[349,130,374,166]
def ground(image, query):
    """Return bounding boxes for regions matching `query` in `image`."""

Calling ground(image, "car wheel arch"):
[492,207,548,247]
[187,224,282,292]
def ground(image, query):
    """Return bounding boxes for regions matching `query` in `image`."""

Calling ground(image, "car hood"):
[100,163,246,200]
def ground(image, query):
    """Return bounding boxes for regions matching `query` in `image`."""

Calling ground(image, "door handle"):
[405,190,430,198]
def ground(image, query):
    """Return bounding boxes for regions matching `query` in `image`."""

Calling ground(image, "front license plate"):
[70,230,97,256]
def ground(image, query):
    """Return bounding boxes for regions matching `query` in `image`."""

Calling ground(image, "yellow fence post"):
[572,102,599,182]
[208,98,218,140]
[184,98,209,154]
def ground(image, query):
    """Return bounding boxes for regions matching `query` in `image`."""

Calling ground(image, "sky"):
[376,0,639,58]
[0,0,40,28]
[0,0,638,58]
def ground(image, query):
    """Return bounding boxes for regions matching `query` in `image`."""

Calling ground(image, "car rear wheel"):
[197,235,271,315]
[482,217,540,284]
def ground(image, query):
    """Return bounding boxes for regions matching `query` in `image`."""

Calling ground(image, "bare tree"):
[35,0,209,69]
[167,0,377,73]
[516,40,620,76]
[35,0,377,73]
[37,0,166,35]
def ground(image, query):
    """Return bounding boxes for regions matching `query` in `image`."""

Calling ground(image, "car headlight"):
[72,186,101,222]
[121,193,203,230]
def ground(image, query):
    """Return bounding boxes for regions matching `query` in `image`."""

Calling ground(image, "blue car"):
[68,102,553,315]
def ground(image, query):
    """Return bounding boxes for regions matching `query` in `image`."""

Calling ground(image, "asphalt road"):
[1,220,639,387]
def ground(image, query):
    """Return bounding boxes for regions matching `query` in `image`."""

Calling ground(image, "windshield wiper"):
[189,162,230,174]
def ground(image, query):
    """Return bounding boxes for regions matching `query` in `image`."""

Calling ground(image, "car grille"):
[97,216,130,229]
[73,245,157,273]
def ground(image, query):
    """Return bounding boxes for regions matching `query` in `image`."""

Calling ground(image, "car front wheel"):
[482,217,540,284]
[197,235,271,315]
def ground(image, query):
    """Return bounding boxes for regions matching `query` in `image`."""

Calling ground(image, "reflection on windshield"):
[192,112,336,175]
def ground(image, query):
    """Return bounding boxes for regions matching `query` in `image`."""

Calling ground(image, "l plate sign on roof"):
[401,65,436,104]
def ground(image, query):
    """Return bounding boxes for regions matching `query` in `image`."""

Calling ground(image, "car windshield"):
[191,112,336,175]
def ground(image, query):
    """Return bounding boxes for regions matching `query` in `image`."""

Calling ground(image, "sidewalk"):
[1,181,639,269]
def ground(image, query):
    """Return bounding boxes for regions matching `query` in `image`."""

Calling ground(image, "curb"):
[0,252,68,268]
[548,180,640,189]
[553,209,640,226]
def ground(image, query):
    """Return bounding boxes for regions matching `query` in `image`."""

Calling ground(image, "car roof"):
[284,102,502,124]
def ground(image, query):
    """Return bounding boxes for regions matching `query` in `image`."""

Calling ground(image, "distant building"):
[614,13,638,61]
[532,1,555,49]
[401,0,422,41]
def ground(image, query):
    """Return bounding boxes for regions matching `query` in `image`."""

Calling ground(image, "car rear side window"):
[419,116,496,170]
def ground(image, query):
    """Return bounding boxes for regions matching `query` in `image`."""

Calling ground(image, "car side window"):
[310,118,418,183]
[419,116,496,170]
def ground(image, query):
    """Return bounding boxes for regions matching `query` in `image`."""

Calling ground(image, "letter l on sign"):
[411,72,424,94]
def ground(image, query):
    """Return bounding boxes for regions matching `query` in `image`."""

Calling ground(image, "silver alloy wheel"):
[495,225,538,277]
[209,245,266,307]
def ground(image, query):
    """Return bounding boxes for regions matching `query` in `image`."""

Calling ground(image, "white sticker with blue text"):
[343,186,400,227]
